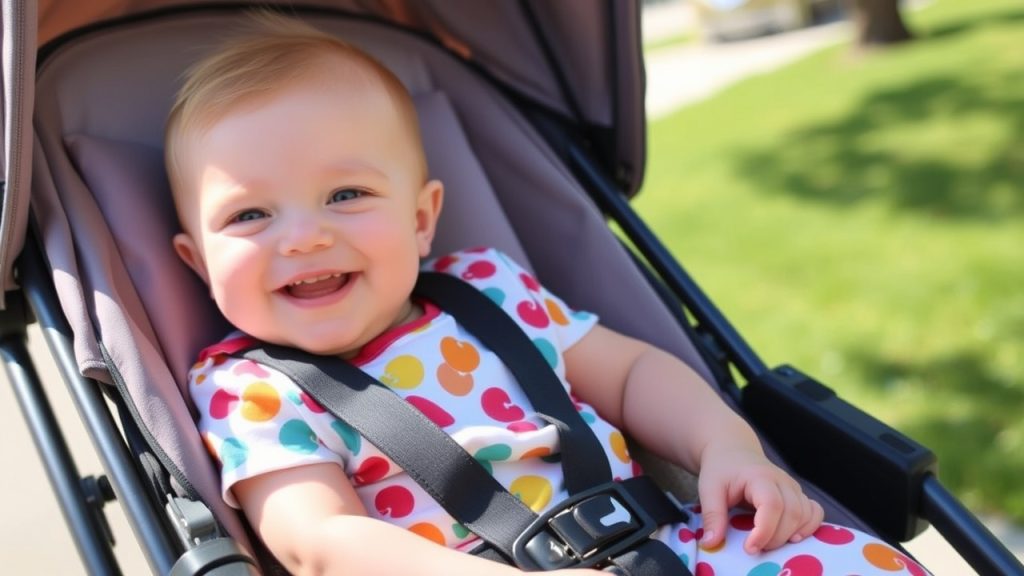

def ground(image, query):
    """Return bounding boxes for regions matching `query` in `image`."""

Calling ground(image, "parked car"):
[694,0,844,41]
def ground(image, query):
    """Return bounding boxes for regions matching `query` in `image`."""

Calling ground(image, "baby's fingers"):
[744,483,784,554]
[789,498,825,543]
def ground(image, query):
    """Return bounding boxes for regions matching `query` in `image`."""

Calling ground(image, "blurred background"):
[1,0,1021,573]
[640,0,1023,573]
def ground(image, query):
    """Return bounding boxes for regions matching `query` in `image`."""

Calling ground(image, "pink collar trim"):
[196,299,442,367]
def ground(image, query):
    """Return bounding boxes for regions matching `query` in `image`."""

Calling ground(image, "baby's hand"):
[696,446,824,554]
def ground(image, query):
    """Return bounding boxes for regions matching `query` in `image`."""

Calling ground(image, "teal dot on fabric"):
[286,390,303,405]
[677,553,689,567]
[580,411,596,424]
[482,287,506,306]
[571,310,592,321]
[747,562,782,576]
[280,419,319,454]
[452,523,470,539]
[475,444,513,462]
[474,458,494,475]
[331,420,362,454]
[220,437,248,471]
[532,338,558,369]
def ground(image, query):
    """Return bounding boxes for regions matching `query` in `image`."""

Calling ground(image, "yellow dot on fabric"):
[380,355,424,389]
[545,299,570,326]
[409,522,446,546]
[862,542,906,570]
[194,374,206,385]
[240,381,281,422]
[440,337,481,372]
[510,475,553,512]
[609,431,630,463]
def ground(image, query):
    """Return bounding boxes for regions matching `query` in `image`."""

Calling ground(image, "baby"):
[167,13,928,576]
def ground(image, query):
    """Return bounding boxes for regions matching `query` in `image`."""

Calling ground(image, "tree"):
[845,0,914,47]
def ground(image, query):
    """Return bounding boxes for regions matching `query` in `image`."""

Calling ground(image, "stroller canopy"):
[0,0,646,302]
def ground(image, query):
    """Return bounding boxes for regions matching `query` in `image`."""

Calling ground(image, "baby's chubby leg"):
[657,505,930,575]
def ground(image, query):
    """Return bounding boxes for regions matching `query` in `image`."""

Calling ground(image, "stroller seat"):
[23,5,1013,575]
[32,8,748,565]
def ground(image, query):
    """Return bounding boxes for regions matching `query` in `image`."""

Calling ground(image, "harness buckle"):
[511,481,658,570]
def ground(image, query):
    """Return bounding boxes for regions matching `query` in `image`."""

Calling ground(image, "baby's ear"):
[173,232,210,285]
[415,179,444,257]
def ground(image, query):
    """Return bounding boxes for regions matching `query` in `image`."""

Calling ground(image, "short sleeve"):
[425,247,599,354]
[188,356,347,508]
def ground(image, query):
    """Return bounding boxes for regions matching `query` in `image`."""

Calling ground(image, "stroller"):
[1,1,1021,574]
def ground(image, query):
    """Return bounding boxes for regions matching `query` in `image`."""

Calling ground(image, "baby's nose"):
[279,216,334,255]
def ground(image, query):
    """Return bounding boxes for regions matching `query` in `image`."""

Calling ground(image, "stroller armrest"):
[740,365,937,544]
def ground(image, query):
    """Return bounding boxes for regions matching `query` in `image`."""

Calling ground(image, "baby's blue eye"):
[329,188,364,203]
[231,209,268,223]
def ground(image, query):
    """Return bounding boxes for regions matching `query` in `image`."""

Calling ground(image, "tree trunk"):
[846,0,914,47]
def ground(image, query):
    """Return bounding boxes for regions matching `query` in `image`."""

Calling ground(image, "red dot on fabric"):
[353,456,390,485]
[813,524,856,545]
[783,554,824,576]
[520,272,541,291]
[516,300,550,328]
[374,485,415,518]
[730,513,756,531]
[462,260,496,280]
[695,562,715,576]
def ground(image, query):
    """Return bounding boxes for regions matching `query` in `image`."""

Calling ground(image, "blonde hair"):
[165,11,425,200]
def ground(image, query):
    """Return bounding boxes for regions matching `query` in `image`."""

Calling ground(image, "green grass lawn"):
[637,0,1024,522]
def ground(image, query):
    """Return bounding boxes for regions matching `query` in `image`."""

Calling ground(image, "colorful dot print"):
[187,248,926,575]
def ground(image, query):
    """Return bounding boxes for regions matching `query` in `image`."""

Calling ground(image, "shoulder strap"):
[239,343,534,562]
[414,272,612,494]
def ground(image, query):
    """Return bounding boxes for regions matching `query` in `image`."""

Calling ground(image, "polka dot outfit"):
[189,247,929,575]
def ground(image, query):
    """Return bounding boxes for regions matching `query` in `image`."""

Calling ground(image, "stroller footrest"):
[741,365,937,543]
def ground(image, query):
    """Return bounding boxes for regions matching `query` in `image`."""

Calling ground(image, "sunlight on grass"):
[637,0,1024,521]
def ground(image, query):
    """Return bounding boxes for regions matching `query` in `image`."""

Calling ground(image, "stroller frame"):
[1,3,1022,575]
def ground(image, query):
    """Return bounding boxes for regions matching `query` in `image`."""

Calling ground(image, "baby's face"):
[173,78,442,356]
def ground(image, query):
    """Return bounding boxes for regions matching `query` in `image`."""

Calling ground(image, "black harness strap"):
[235,272,691,575]
[413,272,612,494]
[240,344,533,562]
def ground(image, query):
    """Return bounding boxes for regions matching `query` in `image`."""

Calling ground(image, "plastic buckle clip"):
[511,482,657,570]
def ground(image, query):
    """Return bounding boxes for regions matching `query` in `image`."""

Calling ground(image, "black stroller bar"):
[0,294,122,575]
[11,232,179,575]
[569,142,1024,576]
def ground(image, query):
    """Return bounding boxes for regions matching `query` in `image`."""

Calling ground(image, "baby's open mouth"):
[283,273,350,299]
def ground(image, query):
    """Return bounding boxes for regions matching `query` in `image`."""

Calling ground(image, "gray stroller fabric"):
[29,9,871,556]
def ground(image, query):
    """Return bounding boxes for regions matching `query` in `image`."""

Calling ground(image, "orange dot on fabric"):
[194,373,206,385]
[241,382,281,422]
[380,355,424,389]
[409,522,446,546]
[510,475,553,512]
[609,431,630,463]
[545,299,570,326]
[863,542,910,571]
[437,363,475,396]
[698,535,725,553]
[440,337,480,372]
[521,447,552,459]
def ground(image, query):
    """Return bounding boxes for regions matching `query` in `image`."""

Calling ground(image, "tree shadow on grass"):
[923,8,1024,41]
[735,71,1024,221]
[849,348,1024,518]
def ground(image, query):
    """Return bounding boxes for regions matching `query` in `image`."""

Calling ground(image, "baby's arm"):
[233,462,601,576]
[564,325,823,553]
